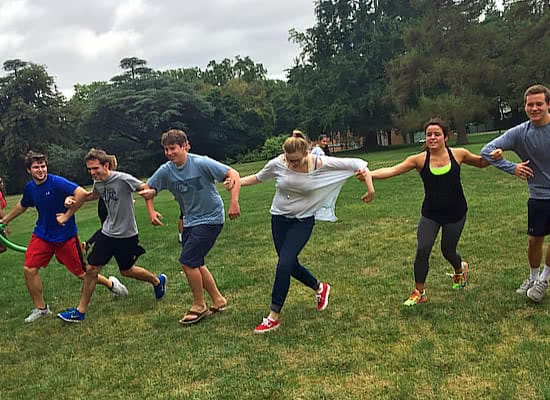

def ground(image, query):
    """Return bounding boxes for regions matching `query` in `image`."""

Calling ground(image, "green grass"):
[1,142,550,399]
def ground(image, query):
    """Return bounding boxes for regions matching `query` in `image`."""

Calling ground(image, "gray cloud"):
[0,0,315,96]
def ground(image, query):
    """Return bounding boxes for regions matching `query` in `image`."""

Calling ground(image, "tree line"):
[0,0,548,193]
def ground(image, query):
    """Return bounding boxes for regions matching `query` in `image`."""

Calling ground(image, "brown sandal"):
[179,308,210,325]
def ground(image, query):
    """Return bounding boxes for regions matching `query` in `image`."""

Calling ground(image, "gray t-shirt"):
[93,171,143,238]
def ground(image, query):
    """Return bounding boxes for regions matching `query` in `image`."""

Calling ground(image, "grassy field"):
[1,138,549,399]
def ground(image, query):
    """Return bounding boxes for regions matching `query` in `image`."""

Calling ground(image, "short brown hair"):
[524,84,550,103]
[161,129,188,147]
[24,151,47,170]
[85,148,111,166]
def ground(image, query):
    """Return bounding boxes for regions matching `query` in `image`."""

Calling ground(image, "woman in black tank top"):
[367,118,495,306]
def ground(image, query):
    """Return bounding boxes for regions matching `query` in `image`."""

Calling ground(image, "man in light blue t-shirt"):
[141,129,241,325]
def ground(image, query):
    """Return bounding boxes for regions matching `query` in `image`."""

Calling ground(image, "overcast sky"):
[0,0,316,98]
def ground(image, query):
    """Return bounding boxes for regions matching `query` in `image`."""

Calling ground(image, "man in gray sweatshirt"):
[481,84,550,303]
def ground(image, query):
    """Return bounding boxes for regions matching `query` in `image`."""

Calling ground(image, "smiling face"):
[525,92,550,126]
[424,124,448,149]
[163,143,188,166]
[28,161,48,184]
[86,159,110,181]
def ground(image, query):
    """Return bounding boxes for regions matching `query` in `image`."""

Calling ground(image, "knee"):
[23,266,39,278]
[86,266,100,277]
[415,246,431,260]
[120,268,133,277]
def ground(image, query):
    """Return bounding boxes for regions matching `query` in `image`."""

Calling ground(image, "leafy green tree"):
[0,62,66,191]
[111,57,153,84]
[385,0,503,143]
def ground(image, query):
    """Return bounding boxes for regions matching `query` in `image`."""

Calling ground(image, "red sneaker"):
[254,317,280,334]
[316,282,331,311]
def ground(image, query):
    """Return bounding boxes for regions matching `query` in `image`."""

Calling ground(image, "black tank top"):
[419,148,467,224]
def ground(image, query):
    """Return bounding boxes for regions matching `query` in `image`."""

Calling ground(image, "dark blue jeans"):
[270,215,320,313]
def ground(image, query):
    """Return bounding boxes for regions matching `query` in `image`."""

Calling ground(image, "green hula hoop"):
[0,223,27,253]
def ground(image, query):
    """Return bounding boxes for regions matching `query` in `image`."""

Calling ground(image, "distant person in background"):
[233,133,374,333]
[0,151,127,323]
[311,134,331,156]
[367,118,491,306]
[0,176,8,253]
[481,84,550,303]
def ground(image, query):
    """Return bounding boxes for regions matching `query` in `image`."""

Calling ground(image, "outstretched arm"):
[369,155,419,180]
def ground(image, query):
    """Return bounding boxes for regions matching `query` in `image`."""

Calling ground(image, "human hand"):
[138,188,156,200]
[64,196,76,208]
[489,148,503,160]
[228,203,240,220]
[56,212,69,226]
[514,160,534,179]
[223,178,235,191]
[361,191,375,203]
[354,170,366,182]
[149,210,164,226]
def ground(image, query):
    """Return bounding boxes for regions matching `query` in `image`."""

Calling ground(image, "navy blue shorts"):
[527,198,550,237]
[179,224,223,268]
[87,233,146,270]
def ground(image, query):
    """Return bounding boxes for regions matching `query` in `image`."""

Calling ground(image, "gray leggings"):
[414,215,466,284]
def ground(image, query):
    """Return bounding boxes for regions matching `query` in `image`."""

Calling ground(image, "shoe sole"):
[526,289,545,303]
[254,324,280,334]
[57,314,83,323]
[318,284,331,311]
[24,312,52,323]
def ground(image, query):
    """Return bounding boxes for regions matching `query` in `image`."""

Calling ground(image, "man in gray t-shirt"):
[58,149,167,323]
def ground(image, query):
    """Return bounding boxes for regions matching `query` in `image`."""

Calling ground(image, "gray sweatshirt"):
[481,121,550,199]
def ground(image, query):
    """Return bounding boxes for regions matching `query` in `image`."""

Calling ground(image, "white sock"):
[530,267,540,281]
[539,265,550,282]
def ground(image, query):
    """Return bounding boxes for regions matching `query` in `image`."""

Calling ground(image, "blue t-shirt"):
[147,154,230,227]
[20,174,78,242]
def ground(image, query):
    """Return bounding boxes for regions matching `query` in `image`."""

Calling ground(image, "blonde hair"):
[283,135,309,155]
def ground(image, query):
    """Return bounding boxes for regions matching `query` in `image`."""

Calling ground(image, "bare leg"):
[120,265,160,285]
[528,235,544,268]
[199,265,226,308]
[77,265,101,313]
[23,266,46,308]
[77,272,112,289]
[181,264,207,312]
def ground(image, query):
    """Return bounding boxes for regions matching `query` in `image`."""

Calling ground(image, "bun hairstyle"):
[284,132,309,155]
[291,129,306,140]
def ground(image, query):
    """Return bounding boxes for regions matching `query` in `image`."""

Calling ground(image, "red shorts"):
[24,234,85,277]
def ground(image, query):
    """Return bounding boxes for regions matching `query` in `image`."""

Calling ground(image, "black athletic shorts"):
[527,198,550,237]
[87,232,146,270]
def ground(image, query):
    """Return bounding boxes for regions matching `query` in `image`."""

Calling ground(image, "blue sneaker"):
[57,307,85,323]
[154,274,167,299]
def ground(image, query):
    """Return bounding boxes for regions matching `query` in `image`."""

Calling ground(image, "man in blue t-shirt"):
[140,129,241,325]
[0,151,128,323]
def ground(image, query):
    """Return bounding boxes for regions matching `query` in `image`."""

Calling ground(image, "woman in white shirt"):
[235,134,375,333]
